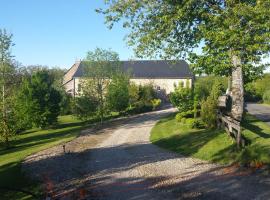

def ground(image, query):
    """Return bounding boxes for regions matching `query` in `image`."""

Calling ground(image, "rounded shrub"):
[175,113,183,122]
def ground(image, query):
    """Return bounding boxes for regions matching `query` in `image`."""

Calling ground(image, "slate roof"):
[63,60,193,85]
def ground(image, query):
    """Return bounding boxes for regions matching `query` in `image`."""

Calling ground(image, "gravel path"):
[23,108,270,200]
[246,103,270,125]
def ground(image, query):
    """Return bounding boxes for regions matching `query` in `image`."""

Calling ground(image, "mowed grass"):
[0,115,86,200]
[150,114,270,165]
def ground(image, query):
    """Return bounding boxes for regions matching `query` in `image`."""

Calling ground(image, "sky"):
[0,0,269,71]
[0,0,134,69]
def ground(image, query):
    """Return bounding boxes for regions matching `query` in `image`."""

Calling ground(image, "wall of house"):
[67,78,192,96]
[64,79,75,96]
[130,78,192,94]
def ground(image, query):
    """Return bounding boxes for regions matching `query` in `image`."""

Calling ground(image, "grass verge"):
[0,113,120,200]
[150,114,270,166]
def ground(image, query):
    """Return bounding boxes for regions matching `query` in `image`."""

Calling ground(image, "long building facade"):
[63,60,194,98]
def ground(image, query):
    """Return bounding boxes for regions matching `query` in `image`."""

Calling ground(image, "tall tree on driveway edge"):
[83,48,120,123]
[0,29,17,148]
[98,0,270,122]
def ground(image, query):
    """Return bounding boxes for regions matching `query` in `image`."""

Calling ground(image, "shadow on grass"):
[152,128,220,156]
[242,116,270,139]
[0,162,41,199]
[0,126,83,156]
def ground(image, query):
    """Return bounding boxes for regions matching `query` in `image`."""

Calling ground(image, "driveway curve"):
[23,108,270,200]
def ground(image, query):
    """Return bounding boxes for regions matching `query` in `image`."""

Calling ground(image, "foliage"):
[200,80,225,129]
[138,83,156,104]
[0,29,18,148]
[151,98,162,111]
[72,95,98,120]
[175,113,183,122]
[194,76,227,101]
[175,110,194,122]
[126,83,157,114]
[170,81,193,112]
[201,97,218,129]
[83,48,120,122]
[245,73,270,102]
[100,1,270,83]
[263,90,270,104]
[191,119,205,129]
[128,82,140,106]
[193,94,199,118]
[107,73,130,112]
[16,70,62,128]
[59,92,73,115]
[131,101,153,114]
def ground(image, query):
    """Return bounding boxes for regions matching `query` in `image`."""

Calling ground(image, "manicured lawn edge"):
[150,113,270,166]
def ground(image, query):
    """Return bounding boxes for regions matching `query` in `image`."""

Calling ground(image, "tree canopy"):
[99,0,270,82]
[83,48,121,122]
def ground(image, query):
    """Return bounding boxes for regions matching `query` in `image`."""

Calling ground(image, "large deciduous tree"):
[83,48,120,122]
[0,29,17,148]
[98,0,270,121]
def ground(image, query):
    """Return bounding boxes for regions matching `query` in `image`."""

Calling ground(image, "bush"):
[151,98,162,110]
[72,95,98,120]
[175,113,183,122]
[181,117,187,124]
[127,84,157,114]
[185,118,195,127]
[128,83,140,106]
[129,101,153,114]
[263,90,270,104]
[191,119,205,129]
[138,84,156,103]
[170,80,193,112]
[107,73,130,112]
[175,110,194,122]
[201,97,217,129]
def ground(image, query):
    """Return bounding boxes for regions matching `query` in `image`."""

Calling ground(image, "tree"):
[17,70,62,128]
[99,1,270,122]
[83,48,120,122]
[107,73,130,112]
[0,29,17,148]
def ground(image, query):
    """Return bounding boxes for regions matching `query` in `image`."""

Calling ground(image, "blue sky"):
[0,0,134,69]
[1,0,269,71]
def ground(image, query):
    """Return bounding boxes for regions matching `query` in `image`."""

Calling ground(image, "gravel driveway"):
[23,108,270,200]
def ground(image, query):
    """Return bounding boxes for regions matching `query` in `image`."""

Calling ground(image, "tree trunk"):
[230,55,244,148]
[231,55,244,122]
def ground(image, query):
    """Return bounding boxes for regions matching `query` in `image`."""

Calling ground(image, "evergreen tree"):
[17,70,62,128]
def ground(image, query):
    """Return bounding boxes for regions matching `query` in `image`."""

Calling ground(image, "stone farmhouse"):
[63,60,193,98]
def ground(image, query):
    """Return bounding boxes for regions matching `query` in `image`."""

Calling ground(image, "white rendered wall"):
[71,78,192,95]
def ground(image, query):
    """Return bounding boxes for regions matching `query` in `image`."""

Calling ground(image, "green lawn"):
[0,114,119,200]
[150,114,270,166]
